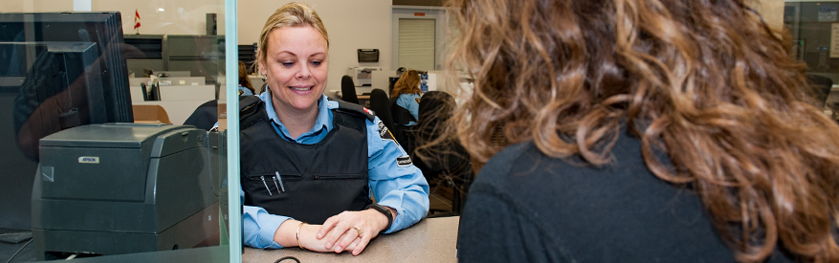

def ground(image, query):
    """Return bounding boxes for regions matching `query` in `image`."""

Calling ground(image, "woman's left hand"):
[317,209,391,255]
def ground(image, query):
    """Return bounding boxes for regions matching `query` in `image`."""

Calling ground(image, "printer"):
[31,123,219,260]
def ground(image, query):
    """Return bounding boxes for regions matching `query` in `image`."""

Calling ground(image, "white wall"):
[238,0,393,93]
[754,0,784,31]
[94,0,226,35]
[4,0,225,35]
[6,0,392,94]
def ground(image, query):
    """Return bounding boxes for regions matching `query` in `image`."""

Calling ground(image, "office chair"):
[341,75,359,104]
[414,91,474,217]
[368,89,396,133]
[390,96,418,156]
[184,100,219,130]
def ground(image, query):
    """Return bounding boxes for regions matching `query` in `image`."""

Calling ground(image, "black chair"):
[389,95,419,156]
[368,89,396,133]
[341,75,359,104]
[414,91,474,217]
[184,100,219,130]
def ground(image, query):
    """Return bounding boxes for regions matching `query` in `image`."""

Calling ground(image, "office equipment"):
[32,123,218,259]
[0,12,134,123]
[155,71,191,77]
[357,49,379,63]
[347,67,381,87]
[238,44,257,74]
[124,34,165,76]
[0,12,135,232]
[206,13,217,36]
[167,35,222,85]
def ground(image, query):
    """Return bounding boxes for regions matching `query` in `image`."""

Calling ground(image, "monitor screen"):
[0,12,133,123]
[0,12,132,230]
[0,12,133,161]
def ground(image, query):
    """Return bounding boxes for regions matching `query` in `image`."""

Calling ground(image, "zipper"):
[313,174,365,180]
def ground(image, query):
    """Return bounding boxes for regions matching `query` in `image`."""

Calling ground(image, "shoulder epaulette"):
[333,99,375,122]
[239,95,267,129]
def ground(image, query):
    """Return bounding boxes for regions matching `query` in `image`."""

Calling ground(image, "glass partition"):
[0,0,238,262]
[785,1,839,82]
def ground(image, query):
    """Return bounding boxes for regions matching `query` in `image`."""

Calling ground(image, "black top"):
[457,130,796,263]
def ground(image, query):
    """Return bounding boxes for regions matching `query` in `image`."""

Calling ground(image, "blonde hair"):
[256,2,328,73]
[446,0,839,262]
[391,69,422,98]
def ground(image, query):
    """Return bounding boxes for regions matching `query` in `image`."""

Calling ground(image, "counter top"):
[243,216,459,263]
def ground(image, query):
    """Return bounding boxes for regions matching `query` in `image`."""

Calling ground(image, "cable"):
[5,239,33,263]
[274,256,301,263]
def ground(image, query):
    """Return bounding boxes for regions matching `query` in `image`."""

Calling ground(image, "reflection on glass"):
[0,1,231,261]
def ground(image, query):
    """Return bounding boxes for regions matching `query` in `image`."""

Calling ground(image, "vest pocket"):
[242,173,301,199]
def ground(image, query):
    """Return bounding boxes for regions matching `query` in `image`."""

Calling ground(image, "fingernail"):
[325,242,332,248]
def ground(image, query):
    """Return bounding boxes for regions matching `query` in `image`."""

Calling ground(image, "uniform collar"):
[259,89,333,141]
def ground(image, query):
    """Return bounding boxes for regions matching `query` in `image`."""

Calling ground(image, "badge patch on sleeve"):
[378,120,397,142]
[397,156,413,167]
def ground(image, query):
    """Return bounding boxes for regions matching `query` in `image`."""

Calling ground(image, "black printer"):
[31,123,219,260]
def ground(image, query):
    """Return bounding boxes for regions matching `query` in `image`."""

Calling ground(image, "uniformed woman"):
[239,2,429,255]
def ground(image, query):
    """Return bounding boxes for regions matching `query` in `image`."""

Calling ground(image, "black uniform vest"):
[239,96,373,224]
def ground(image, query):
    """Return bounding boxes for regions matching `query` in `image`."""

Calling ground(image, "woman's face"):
[260,25,328,115]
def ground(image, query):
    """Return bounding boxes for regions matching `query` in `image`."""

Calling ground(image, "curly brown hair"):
[446,0,839,262]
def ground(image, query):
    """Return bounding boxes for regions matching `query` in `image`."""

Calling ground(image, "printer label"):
[78,156,100,164]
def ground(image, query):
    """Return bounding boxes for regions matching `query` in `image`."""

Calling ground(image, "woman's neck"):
[272,99,320,140]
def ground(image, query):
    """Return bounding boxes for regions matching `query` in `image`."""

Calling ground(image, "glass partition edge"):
[225,0,242,261]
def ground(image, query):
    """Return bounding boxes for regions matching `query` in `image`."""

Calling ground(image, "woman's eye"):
[311,61,322,67]
[281,62,294,68]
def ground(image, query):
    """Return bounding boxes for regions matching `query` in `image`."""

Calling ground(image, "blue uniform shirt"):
[242,91,430,249]
[395,93,421,126]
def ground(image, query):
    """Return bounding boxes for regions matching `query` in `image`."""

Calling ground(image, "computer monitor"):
[0,12,132,231]
[0,12,133,123]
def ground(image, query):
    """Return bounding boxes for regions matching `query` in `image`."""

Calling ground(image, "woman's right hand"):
[276,220,359,253]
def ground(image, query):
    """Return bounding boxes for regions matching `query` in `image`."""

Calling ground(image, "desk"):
[243,216,459,263]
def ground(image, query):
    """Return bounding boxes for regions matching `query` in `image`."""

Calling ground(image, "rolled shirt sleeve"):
[242,188,290,249]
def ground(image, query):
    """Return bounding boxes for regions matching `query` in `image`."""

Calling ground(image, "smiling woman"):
[261,26,329,138]
[239,2,429,256]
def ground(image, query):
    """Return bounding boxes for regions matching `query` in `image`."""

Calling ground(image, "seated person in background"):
[446,0,839,262]
[241,2,429,255]
[390,69,422,126]
[184,61,256,130]
[239,60,255,96]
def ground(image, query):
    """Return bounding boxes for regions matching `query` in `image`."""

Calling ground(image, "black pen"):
[260,175,272,196]
[274,171,286,193]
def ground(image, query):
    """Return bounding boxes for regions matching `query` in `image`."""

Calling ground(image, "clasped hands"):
[277,208,392,255]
